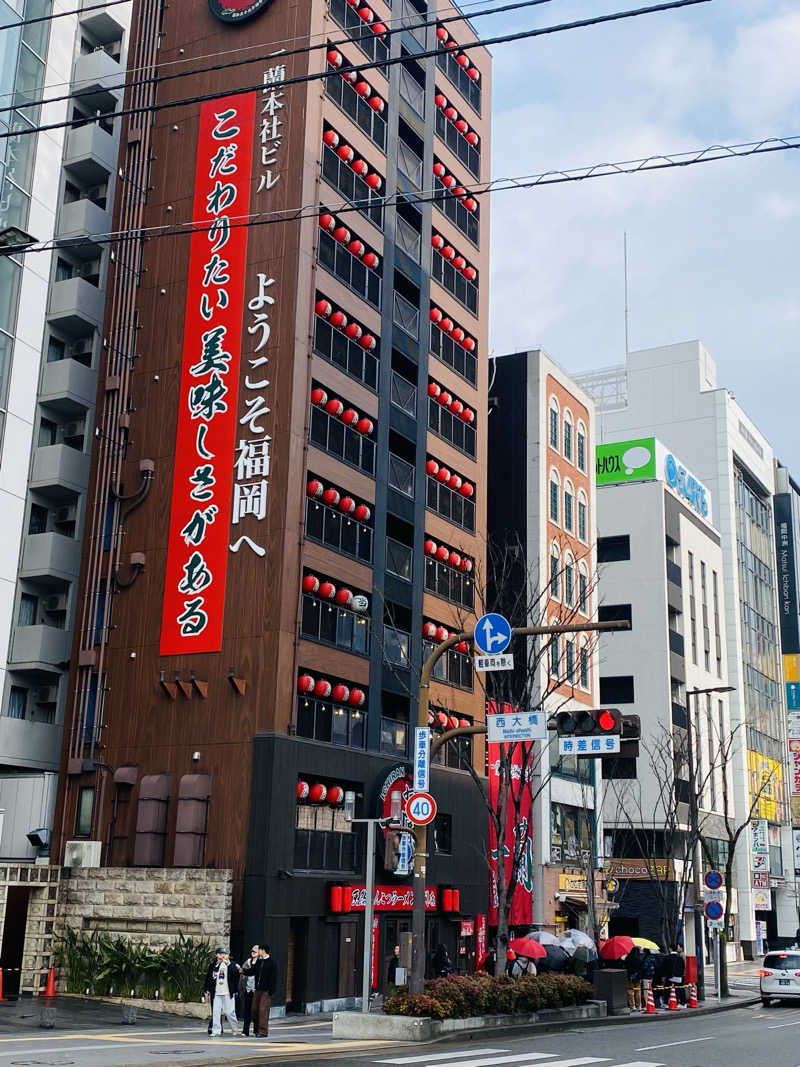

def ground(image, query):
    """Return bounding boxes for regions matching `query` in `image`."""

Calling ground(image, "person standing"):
[240,944,260,1037]
[252,943,277,1037]
[204,947,241,1038]
[387,945,401,987]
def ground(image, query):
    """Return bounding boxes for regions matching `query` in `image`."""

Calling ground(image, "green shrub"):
[383,973,594,1019]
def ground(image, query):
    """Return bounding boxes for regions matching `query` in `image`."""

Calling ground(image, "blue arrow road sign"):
[474,613,512,656]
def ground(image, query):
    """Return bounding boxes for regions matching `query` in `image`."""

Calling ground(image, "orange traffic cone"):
[0,968,6,1002]
[43,966,56,999]
[667,984,679,1011]
[688,982,698,1008]
[645,983,657,1014]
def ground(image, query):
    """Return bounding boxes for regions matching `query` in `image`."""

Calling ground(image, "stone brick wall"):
[58,867,232,948]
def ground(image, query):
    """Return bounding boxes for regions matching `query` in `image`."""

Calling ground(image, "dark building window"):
[173,774,211,868]
[75,786,94,837]
[430,249,478,314]
[597,535,631,563]
[432,727,473,770]
[598,604,632,625]
[423,640,473,690]
[325,64,387,151]
[424,557,474,610]
[430,322,476,385]
[433,182,479,245]
[431,813,453,854]
[309,404,376,476]
[296,696,366,749]
[428,397,476,458]
[434,108,480,178]
[294,800,359,872]
[329,0,389,65]
[7,686,27,720]
[321,144,384,229]
[133,775,171,866]
[313,311,379,391]
[436,48,481,113]
[305,496,373,563]
[301,594,370,656]
[317,228,381,308]
[600,675,635,703]
[426,476,475,533]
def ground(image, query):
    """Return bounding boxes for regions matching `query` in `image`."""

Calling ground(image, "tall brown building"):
[53,0,491,1008]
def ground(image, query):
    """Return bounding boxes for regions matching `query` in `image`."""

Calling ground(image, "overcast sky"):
[477,0,799,465]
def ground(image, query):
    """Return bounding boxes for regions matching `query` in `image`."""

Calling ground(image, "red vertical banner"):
[488,702,534,927]
[475,913,487,970]
[160,93,256,655]
[370,917,380,990]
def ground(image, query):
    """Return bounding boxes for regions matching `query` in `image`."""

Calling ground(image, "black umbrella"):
[541,944,570,972]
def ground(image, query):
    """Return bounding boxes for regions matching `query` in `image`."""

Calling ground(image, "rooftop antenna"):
[623,231,630,356]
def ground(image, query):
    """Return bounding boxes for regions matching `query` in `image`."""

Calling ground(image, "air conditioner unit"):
[68,339,92,357]
[87,185,107,203]
[33,685,58,704]
[55,505,78,525]
[64,840,102,868]
[77,261,100,278]
[62,421,85,439]
[44,594,68,614]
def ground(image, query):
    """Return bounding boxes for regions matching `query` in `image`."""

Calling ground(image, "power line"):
[9,134,796,257]
[0,0,130,32]
[0,0,558,118]
[0,0,712,141]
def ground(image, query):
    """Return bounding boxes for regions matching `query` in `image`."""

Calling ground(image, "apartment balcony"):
[57,198,110,258]
[20,532,81,585]
[10,625,71,674]
[30,444,91,499]
[79,0,126,43]
[63,122,117,184]
[72,48,122,111]
[48,277,104,335]
[39,356,96,415]
[0,716,62,770]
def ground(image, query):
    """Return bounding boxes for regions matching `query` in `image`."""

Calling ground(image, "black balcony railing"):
[424,558,474,610]
[431,251,478,315]
[435,109,480,178]
[321,145,384,229]
[313,314,379,391]
[301,594,370,656]
[309,403,376,476]
[296,695,366,749]
[430,323,477,385]
[426,476,475,532]
[305,496,373,564]
[428,397,476,458]
[436,49,481,114]
[317,229,381,309]
[325,71,387,151]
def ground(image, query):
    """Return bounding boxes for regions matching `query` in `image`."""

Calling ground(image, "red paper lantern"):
[368,96,384,113]
[330,886,343,912]
[347,239,365,258]
[436,711,448,728]
[356,417,373,435]
[351,159,369,177]
[458,716,470,726]
[329,310,347,329]
[433,162,446,178]
[344,321,362,341]
[333,226,350,244]
[463,266,476,281]
[448,551,461,567]
[297,779,310,800]
[450,327,464,343]
[453,187,467,200]
[359,333,376,350]
[354,503,371,521]
[459,482,474,497]
[326,50,343,68]
[423,621,437,638]
[439,317,453,333]
[462,337,476,352]
[431,234,444,250]
[436,26,448,41]
[335,587,353,606]
[461,558,473,572]
[452,890,461,911]
[435,625,449,641]
[349,687,366,707]
[427,382,441,398]
[424,538,437,555]
[459,407,474,423]
[429,307,443,323]
[341,890,352,913]
[314,679,331,698]
[425,460,439,477]
[436,466,450,483]
[307,479,323,497]
[457,53,470,68]
[355,81,371,98]
[315,298,332,317]
[365,172,382,189]
[452,255,466,271]
[357,5,372,21]
[338,495,356,512]
[309,782,327,803]
[297,675,314,694]
[467,66,480,81]
[435,93,447,109]
[318,581,336,600]
[442,174,456,190]
[336,144,354,163]
[372,22,387,35]
[319,213,335,231]
[325,398,344,416]
[428,709,435,726]
[455,118,468,134]
[449,400,463,416]
[343,69,358,83]
[302,574,319,594]
[328,785,345,805]
[445,39,457,49]
[331,683,350,703]
[341,408,359,426]
[437,391,451,407]
[456,644,469,655]
[465,131,479,146]
[464,197,477,212]
[441,245,455,261]
[448,474,462,491]
[323,129,339,148]
[444,106,458,121]
[362,252,379,270]
[435,544,449,561]
[310,387,327,406]
[442,888,453,912]
[448,715,459,730]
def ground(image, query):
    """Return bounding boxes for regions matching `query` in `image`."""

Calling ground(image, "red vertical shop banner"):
[370,916,380,991]
[160,93,256,655]
[488,706,534,926]
[475,913,487,970]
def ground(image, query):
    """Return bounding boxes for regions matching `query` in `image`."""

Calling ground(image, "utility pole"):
[409,618,631,995]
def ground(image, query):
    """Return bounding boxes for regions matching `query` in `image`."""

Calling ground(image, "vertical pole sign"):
[160,94,256,654]
[414,727,430,793]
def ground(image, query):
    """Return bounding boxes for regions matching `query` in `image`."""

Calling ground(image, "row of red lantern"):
[297,780,346,805]
[341,0,387,35]
[297,673,367,706]
[322,130,383,190]
[441,888,461,912]
[422,622,470,654]
[425,459,474,497]
[429,709,471,730]
[432,163,477,212]
[435,26,480,82]
[301,574,369,613]
[314,298,378,351]
[423,539,473,573]
[427,381,475,423]
[326,50,385,113]
[431,235,477,282]
[306,478,372,522]
[310,387,375,435]
[428,307,475,352]
[434,92,479,147]
[329,886,354,912]
[319,214,380,271]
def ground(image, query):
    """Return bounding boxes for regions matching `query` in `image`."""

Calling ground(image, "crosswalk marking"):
[375,1050,511,1064]
[612,1062,666,1067]
[372,1052,665,1067]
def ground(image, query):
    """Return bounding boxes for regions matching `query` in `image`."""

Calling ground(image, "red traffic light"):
[598,710,617,732]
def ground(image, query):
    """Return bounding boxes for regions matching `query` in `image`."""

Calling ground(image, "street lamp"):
[0,225,37,255]
[685,684,735,1002]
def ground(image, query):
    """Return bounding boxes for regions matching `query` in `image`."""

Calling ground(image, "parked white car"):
[760,951,800,1005]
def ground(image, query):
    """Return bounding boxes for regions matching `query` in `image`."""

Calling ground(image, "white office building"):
[579,342,796,955]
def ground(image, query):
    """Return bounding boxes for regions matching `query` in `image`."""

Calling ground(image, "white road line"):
[375,1051,510,1064]
[612,1062,666,1067]
[422,1057,608,1067]
[767,1019,800,1029]
[635,1035,716,1051]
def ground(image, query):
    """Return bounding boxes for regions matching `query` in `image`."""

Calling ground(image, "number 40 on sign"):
[405,791,437,826]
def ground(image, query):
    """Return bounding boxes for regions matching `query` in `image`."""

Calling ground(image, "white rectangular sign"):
[486,709,547,743]
[788,710,800,739]
[413,727,430,793]
[706,918,724,930]
[703,889,724,902]
[474,653,514,672]
[559,735,620,756]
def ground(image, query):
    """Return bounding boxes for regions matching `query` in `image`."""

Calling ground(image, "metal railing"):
[384,625,411,666]
[398,140,423,188]
[392,291,419,338]
[391,371,417,415]
[386,536,413,581]
[388,452,415,497]
[396,213,421,263]
[399,66,425,116]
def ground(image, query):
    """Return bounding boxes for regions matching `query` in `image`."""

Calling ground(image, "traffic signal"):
[620,713,641,758]
[555,708,622,737]
[384,829,404,872]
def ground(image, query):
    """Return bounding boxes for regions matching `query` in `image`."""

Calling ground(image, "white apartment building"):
[579,342,796,955]
[0,0,129,866]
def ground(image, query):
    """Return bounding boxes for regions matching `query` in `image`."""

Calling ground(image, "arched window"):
[550,542,561,599]
[579,639,590,689]
[564,552,575,607]
[577,490,588,542]
[563,409,574,463]
[578,562,589,614]
[564,479,575,533]
[549,468,560,524]
[549,616,561,676]
[549,396,560,451]
[565,638,576,682]
[577,420,587,472]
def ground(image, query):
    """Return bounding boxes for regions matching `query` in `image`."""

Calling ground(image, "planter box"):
[332,1000,607,1041]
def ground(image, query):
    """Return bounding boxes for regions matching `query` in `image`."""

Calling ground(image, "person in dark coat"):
[252,944,278,1037]
[387,944,401,986]
[668,945,685,1002]
[652,951,670,1007]
[433,944,453,977]
[239,943,260,1036]
[483,947,497,976]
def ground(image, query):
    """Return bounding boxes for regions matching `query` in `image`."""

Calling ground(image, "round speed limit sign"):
[405,791,437,825]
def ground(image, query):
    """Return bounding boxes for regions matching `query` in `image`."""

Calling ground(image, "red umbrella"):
[599,935,635,960]
[508,937,547,959]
